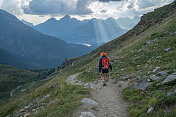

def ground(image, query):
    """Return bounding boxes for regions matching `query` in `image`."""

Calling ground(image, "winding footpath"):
[67,73,129,117]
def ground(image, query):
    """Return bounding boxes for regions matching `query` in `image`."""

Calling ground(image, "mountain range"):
[0,9,91,69]
[24,15,140,46]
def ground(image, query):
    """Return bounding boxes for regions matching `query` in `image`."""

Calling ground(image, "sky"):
[0,0,174,25]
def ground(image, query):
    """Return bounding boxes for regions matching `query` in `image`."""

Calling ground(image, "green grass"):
[0,64,55,100]
[0,65,38,99]
[119,15,176,117]
[123,86,176,117]
[0,74,90,117]
[77,70,100,82]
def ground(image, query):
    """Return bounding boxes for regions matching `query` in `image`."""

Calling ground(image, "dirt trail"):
[67,73,129,117]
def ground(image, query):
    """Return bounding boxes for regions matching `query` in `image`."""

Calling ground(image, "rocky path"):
[67,73,129,117]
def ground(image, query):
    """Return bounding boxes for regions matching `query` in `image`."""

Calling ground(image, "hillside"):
[0,9,91,69]
[0,1,176,117]
[0,48,28,69]
[0,65,40,99]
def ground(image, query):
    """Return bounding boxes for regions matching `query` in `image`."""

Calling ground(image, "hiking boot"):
[103,83,106,86]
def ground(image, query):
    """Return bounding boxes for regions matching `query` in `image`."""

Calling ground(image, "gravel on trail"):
[67,73,129,117]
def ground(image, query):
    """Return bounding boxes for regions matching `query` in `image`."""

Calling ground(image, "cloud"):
[1,0,22,15]
[99,0,124,2]
[0,0,3,7]
[90,0,174,19]
[136,0,174,10]
[0,0,174,25]
[23,0,93,15]
[100,9,108,13]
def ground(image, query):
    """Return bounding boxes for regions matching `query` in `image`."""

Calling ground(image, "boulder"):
[49,82,59,88]
[84,83,89,86]
[156,56,162,59]
[153,67,160,73]
[167,92,176,97]
[45,94,51,98]
[162,73,176,85]
[164,47,171,52]
[32,109,37,113]
[150,75,163,81]
[81,98,99,106]
[24,106,30,110]
[19,106,30,113]
[158,71,168,77]
[80,112,96,117]
[147,107,154,113]
[148,71,153,75]
[24,113,30,117]
[147,79,152,82]
[133,80,152,90]
[19,108,25,112]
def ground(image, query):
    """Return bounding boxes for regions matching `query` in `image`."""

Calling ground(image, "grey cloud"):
[137,0,158,9]
[74,0,92,15]
[136,0,175,9]
[99,0,124,2]
[127,2,134,9]
[100,9,108,13]
[23,0,92,15]
[1,0,22,15]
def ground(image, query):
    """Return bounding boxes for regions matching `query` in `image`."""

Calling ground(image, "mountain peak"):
[60,15,71,21]
[47,17,57,22]
[105,17,116,22]
[44,18,58,24]
[63,15,71,19]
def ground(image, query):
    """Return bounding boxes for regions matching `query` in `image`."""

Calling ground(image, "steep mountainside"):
[0,9,91,69]
[0,1,176,117]
[0,48,28,69]
[35,15,139,46]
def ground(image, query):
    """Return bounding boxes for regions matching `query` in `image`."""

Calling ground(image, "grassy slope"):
[0,1,176,117]
[0,64,55,100]
[0,64,39,99]
[116,15,176,117]
[0,66,89,117]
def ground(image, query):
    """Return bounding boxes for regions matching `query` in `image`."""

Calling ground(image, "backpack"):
[102,57,109,69]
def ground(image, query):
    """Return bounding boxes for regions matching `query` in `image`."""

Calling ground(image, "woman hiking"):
[99,52,112,86]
